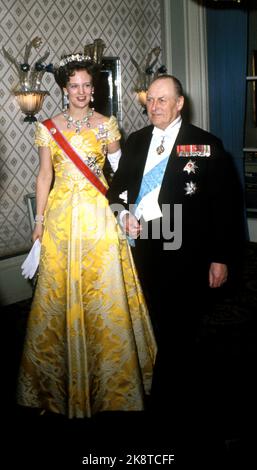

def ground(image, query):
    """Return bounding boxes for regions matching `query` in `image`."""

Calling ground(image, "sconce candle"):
[2,36,52,123]
[130,47,166,110]
[137,90,147,107]
[15,90,49,122]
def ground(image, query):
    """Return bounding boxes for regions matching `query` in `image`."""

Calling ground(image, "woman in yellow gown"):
[17,54,156,418]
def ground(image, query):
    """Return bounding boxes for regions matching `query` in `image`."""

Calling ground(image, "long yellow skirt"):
[17,179,156,418]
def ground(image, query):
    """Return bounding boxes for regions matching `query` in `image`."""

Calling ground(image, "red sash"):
[43,119,107,196]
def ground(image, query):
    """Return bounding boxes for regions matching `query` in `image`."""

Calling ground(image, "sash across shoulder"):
[43,118,107,196]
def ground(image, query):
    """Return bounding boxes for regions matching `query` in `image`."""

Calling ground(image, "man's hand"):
[122,213,142,239]
[209,262,228,288]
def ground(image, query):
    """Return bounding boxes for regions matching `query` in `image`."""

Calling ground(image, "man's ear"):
[177,96,184,112]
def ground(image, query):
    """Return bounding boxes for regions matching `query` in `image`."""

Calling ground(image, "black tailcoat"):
[107,121,245,423]
[108,121,244,295]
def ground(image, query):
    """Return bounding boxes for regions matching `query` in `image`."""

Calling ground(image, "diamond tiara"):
[59,53,92,67]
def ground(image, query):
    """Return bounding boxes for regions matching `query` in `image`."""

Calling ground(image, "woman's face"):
[64,69,93,110]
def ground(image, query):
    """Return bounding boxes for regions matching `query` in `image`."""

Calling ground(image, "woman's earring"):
[91,93,94,103]
[63,92,69,109]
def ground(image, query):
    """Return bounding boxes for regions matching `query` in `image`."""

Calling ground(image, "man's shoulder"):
[128,124,153,140]
[181,121,221,144]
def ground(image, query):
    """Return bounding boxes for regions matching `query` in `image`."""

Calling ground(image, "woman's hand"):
[32,223,44,243]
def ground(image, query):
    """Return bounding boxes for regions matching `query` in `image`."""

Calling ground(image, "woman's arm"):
[107,140,121,170]
[32,146,53,242]
[107,140,120,154]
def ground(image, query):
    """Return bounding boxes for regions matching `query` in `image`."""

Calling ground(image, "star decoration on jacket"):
[183,159,198,174]
[185,181,197,196]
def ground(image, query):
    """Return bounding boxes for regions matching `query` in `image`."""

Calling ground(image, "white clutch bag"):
[21,239,41,279]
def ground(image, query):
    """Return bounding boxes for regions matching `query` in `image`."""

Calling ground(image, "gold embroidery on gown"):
[17,116,157,418]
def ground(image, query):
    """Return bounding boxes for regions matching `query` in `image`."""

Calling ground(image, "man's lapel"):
[133,126,153,198]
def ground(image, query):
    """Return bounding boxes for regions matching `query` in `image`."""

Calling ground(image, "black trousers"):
[132,238,213,430]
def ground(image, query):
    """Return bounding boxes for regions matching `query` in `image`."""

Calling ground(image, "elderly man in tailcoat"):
[107,75,245,434]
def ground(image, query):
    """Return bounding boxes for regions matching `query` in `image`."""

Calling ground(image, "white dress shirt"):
[120,116,182,225]
[135,116,182,221]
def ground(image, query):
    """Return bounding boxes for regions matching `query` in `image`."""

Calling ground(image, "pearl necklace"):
[63,108,94,134]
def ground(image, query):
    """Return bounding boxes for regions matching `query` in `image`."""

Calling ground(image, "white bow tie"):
[152,116,182,138]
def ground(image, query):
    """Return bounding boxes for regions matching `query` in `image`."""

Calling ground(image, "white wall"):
[161,0,209,130]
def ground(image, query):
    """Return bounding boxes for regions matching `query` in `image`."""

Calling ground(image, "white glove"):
[107,149,121,172]
[21,239,41,279]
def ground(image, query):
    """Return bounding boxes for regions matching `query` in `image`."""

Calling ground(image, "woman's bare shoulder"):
[90,111,109,125]
[50,112,66,129]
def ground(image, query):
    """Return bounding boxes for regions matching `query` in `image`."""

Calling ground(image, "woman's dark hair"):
[54,55,100,89]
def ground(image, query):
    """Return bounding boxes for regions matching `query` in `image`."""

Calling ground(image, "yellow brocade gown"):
[17,116,157,418]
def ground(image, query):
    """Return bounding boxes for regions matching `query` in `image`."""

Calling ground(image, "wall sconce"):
[130,47,167,110]
[2,36,53,123]
[84,38,106,65]
[14,90,49,123]
[137,90,147,107]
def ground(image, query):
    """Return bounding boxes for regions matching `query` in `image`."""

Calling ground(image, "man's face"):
[146,78,184,130]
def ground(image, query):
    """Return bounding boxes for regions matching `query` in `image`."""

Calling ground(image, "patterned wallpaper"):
[0,0,162,258]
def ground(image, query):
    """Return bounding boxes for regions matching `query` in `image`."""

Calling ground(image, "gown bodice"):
[35,115,120,187]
